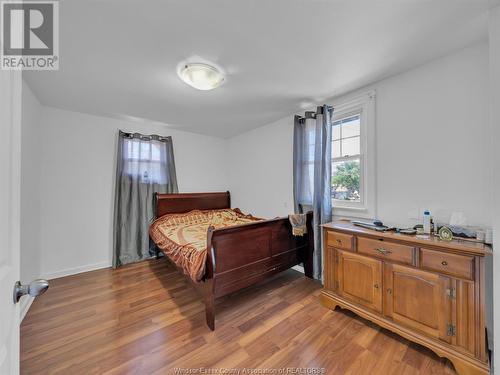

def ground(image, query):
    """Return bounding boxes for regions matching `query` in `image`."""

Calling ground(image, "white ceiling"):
[24,0,493,138]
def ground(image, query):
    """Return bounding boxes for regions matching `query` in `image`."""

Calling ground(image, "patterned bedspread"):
[149,209,261,282]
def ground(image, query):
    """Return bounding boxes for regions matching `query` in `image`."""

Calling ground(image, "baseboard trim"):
[20,296,34,322]
[41,261,111,280]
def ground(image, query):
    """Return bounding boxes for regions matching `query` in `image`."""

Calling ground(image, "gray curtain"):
[113,131,178,267]
[293,105,333,280]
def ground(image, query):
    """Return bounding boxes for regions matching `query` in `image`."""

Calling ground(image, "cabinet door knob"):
[387,288,392,294]
[441,260,448,266]
[374,284,379,289]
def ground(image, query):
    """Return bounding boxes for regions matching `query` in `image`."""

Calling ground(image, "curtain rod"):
[120,130,171,142]
[295,105,334,120]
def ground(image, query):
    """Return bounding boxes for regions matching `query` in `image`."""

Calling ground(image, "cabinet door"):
[336,250,383,313]
[384,263,452,343]
[453,279,476,356]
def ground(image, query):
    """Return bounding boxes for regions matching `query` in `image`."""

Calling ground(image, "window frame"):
[331,111,363,206]
[330,90,376,219]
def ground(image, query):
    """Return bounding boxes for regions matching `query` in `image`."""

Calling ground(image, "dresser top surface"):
[322,220,492,256]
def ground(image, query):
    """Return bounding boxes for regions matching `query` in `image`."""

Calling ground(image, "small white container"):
[423,210,431,234]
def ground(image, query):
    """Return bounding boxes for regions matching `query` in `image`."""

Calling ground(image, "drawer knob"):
[336,239,342,244]
[441,261,448,266]
[375,247,392,255]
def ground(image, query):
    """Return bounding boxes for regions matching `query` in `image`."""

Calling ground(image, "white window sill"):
[333,206,375,220]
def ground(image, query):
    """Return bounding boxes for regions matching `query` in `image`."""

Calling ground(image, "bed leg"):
[304,252,314,278]
[156,248,163,259]
[205,292,215,331]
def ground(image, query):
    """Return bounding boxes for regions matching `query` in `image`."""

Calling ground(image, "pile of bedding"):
[149,209,261,281]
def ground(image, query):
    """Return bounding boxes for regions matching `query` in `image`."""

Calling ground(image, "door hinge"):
[335,281,340,289]
[446,287,456,299]
[446,323,456,336]
[335,255,339,263]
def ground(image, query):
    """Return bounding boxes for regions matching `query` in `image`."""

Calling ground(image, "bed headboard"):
[155,191,231,218]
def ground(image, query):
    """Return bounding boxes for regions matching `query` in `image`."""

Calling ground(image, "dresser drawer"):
[420,248,474,279]
[326,231,353,250]
[357,237,415,265]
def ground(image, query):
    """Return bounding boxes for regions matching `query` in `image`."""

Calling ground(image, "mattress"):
[149,209,261,281]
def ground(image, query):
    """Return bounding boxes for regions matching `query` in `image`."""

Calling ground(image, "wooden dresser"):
[320,221,492,375]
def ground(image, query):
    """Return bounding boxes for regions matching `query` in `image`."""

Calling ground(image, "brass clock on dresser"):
[320,221,491,375]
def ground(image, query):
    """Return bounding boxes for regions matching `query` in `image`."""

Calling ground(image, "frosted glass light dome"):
[178,63,225,90]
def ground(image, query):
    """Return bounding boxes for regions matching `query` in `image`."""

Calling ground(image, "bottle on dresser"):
[423,210,431,235]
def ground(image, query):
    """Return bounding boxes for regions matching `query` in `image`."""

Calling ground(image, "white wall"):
[227,118,294,218]
[20,80,42,284]
[37,107,228,279]
[228,42,490,228]
[376,42,489,227]
[489,5,500,373]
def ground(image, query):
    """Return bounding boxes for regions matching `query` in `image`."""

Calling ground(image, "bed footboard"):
[204,211,313,330]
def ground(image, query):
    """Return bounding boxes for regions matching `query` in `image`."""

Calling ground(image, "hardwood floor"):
[21,259,456,375]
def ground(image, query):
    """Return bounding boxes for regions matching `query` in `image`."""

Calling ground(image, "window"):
[332,114,361,202]
[330,91,376,218]
[123,137,169,184]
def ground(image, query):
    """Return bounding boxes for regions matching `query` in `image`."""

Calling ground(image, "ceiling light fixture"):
[178,62,225,91]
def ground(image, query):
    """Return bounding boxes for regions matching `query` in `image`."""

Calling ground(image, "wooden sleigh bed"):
[150,191,314,330]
